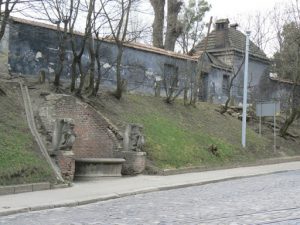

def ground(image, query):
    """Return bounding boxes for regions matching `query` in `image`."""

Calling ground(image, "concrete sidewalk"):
[1,161,300,217]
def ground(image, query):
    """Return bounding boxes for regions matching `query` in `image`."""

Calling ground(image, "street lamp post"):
[242,31,251,148]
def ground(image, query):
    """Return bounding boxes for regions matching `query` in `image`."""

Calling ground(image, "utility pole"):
[242,31,251,148]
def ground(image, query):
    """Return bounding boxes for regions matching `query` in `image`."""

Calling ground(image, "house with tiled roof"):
[191,19,270,104]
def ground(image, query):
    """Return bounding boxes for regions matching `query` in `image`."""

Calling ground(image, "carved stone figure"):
[52,118,76,152]
[118,124,146,175]
[123,124,145,152]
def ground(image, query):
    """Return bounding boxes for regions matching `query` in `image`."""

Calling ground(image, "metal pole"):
[242,31,251,148]
[259,114,262,136]
[274,103,276,152]
[259,103,262,136]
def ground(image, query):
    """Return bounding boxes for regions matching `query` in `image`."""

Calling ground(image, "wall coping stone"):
[76,158,125,163]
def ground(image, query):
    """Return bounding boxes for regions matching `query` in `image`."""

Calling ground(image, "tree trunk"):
[164,0,183,51]
[189,17,213,106]
[54,59,63,87]
[88,37,96,95]
[0,12,9,41]
[0,86,6,96]
[54,22,68,88]
[220,97,231,114]
[0,1,18,41]
[279,81,300,137]
[70,56,78,92]
[183,86,188,105]
[76,61,85,96]
[94,44,102,96]
[149,0,165,49]
[114,45,124,99]
[70,36,86,93]
[279,108,299,137]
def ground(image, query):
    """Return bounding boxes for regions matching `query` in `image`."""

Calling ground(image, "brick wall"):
[57,151,75,181]
[41,95,118,159]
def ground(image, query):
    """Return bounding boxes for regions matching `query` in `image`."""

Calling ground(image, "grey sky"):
[207,0,284,21]
[15,0,292,56]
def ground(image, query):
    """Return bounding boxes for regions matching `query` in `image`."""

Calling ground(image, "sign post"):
[256,101,280,152]
[274,103,277,152]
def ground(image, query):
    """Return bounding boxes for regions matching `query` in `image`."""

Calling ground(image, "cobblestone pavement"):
[1,170,300,225]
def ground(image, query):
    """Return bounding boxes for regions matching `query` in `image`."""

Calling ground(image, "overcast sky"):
[207,0,285,21]
[204,0,291,56]
[137,0,292,55]
[15,0,294,56]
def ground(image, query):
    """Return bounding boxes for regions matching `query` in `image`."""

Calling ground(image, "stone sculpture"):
[119,123,146,175]
[123,124,145,152]
[52,118,76,152]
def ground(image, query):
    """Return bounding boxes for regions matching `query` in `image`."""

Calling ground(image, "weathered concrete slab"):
[75,158,125,180]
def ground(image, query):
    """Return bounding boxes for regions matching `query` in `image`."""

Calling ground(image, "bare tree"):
[0,0,20,41]
[92,19,105,96]
[179,58,199,106]
[246,12,273,52]
[78,0,96,96]
[220,57,245,114]
[68,0,85,93]
[279,80,300,137]
[276,27,300,136]
[91,0,116,96]
[271,0,300,137]
[161,58,184,104]
[272,4,286,53]
[30,0,76,89]
[189,16,212,106]
[177,0,210,54]
[101,0,133,99]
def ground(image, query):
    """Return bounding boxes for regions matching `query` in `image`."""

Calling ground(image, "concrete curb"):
[0,170,296,217]
[161,156,300,175]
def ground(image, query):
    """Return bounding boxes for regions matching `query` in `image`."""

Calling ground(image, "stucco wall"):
[3,19,271,105]
[232,54,269,104]
[257,76,300,110]
[205,68,231,104]
[7,20,195,96]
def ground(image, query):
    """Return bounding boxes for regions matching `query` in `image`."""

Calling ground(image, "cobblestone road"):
[1,170,300,225]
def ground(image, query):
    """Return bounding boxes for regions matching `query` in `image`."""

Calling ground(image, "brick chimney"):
[215,19,230,48]
[215,19,229,31]
[230,23,239,30]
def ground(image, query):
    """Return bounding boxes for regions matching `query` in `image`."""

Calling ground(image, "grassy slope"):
[0,83,54,185]
[91,93,274,169]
